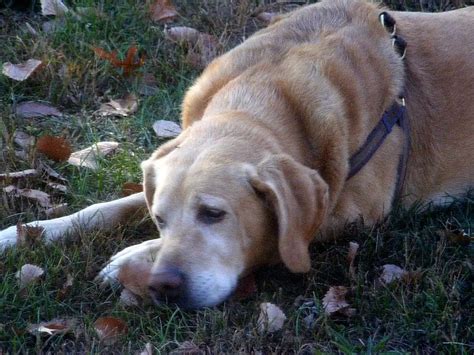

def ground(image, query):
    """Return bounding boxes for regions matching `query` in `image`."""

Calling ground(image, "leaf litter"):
[322,286,355,317]
[2,59,42,81]
[15,101,62,119]
[68,141,119,170]
[16,264,45,288]
[97,94,138,117]
[94,317,128,345]
[150,0,179,23]
[257,302,287,333]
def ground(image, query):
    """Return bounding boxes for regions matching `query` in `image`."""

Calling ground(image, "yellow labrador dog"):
[1,0,473,308]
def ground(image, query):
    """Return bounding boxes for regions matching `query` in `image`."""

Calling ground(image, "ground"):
[0,0,473,353]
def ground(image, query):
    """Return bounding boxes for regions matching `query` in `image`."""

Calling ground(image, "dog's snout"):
[148,267,185,304]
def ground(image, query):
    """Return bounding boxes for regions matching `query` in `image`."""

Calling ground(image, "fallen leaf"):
[57,273,74,300]
[379,264,405,284]
[41,0,69,16]
[13,130,35,150]
[256,12,278,23]
[27,318,76,336]
[16,223,44,247]
[94,317,128,345]
[119,288,140,307]
[2,59,42,81]
[257,302,286,333]
[322,286,355,317]
[150,0,178,23]
[138,342,154,355]
[93,46,146,77]
[4,185,52,208]
[138,73,159,96]
[347,241,359,280]
[165,26,218,68]
[170,341,202,355]
[44,203,68,218]
[37,160,68,182]
[97,94,138,117]
[118,260,152,298]
[232,273,257,300]
[36,135,72,162]
[15,101,62,119]
[47,182,68,193]
[0,169,38,182]
[152,120,182,138]
[122,182,143,196]
[16,264,44,288]
[68,141,119,170]
[436,228,471,246]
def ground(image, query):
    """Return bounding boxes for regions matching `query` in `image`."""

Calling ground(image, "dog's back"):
[183,0,474,207]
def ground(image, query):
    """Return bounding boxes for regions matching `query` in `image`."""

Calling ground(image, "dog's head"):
[141,121,328,308]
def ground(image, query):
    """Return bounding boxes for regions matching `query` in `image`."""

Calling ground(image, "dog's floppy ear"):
[249,154,329,273]
[141,130,188,210]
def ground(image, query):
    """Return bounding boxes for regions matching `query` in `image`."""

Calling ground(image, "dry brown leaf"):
[436,228,472,246]
[170,341,202,355]
[150,0,178,23]
[165,26,218,68]
[119,288,140,307]
[13,130,35,150]
[15,101,62,119]
[152,120,182,138]
[322,286,355,317]
[0,169,38,182]
[97,94,138,117]
[44,203,68,218]
[68,141,119,170]
[47,182,68,193]
[36,135,72,162]
[118,260,152,297]
[2,59,42,81]
[37,160,68,182]
[5,185,52,208]
[257,302,287,333]
[379,264,423,285]
[57,273,74,300]
[94,317,128,345]
[27,318,76,336]
[138,73,159,96]
[256,12,278,23]
[16,264,44,288]
[379,264,405,284]
[122,182,143,196]
[93,46,146,77]
[41,0,69,16]
[16,223,44,247]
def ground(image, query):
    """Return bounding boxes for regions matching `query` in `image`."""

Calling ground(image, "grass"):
[0,0,473,353]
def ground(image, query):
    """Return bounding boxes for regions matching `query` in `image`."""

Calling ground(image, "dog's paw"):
[0,225,19,252]
[96,239,162,287]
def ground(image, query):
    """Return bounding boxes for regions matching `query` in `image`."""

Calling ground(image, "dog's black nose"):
[148,267,185,304]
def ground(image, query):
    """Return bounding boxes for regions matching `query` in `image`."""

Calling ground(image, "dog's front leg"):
[96,238,162,286]
[0,192,147,251]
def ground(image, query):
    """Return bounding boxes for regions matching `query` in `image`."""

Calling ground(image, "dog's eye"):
[155,215,166,228]
[197,207,226,224]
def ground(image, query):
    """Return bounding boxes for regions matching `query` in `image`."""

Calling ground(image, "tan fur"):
[1,0,473,308]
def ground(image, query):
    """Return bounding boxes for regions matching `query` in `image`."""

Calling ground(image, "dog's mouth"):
[147,273,257,309]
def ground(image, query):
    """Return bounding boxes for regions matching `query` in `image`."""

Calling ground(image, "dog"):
[1,0,473,308]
